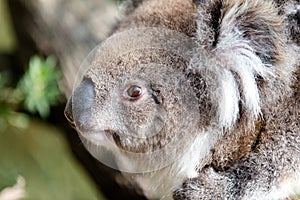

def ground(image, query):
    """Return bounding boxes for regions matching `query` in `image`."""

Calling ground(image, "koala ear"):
[196,0,285,64]
[192,0,287,128]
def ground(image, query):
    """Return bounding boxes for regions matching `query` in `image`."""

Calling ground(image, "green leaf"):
[17,55,61,118]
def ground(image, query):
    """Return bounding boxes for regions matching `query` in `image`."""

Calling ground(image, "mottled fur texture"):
[65,0,300,199]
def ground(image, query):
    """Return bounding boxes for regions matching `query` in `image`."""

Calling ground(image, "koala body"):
[65,0,300,199]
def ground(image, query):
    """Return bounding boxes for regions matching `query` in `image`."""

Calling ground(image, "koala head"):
[65,0,296,175]
[64,28,208,172]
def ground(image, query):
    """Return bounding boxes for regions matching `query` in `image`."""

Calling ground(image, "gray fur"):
[65,0,300,199]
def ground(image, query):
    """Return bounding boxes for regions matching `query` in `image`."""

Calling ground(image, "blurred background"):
[0,0,145,199]
[1,0,299,200]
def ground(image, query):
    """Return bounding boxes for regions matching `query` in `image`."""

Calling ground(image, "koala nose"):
[64,78,95,132]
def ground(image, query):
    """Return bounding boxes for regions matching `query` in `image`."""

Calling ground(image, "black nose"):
[64,78,95,131]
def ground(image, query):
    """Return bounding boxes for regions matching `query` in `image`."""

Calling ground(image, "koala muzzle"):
[64,78,96,132]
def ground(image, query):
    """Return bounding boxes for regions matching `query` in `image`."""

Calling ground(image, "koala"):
[65,0,300,199]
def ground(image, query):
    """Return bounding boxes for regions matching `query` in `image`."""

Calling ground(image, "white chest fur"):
[123,131,218,199]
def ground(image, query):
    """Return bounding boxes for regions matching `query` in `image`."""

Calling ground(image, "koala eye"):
[126,85,143,99]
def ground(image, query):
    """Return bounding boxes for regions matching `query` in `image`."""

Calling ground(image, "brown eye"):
[127,85,142,99]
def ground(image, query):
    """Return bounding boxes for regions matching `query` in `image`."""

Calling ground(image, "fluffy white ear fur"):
[190,1,277,130]
[190,42,274,130]
[215,38,274,128]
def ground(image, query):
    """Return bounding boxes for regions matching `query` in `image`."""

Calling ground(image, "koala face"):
[65,33,202,172]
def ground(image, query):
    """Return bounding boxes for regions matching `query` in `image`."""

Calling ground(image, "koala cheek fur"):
[65,0,300,199]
